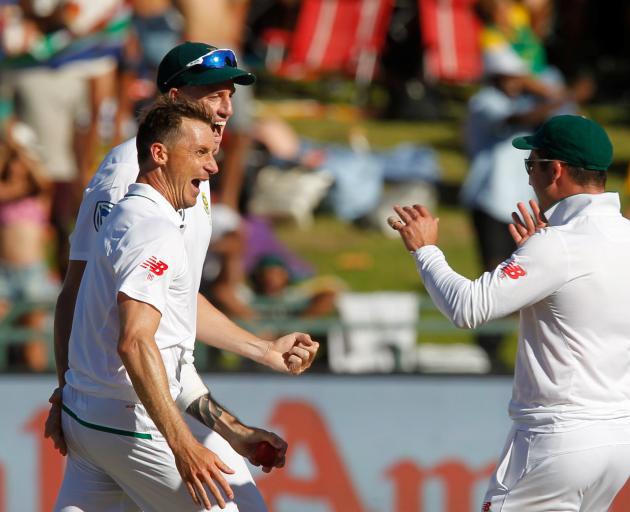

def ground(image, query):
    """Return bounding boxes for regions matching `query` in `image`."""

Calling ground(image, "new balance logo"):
[500,260,526,280]
[140,256,168,276]
[482,502,492,512]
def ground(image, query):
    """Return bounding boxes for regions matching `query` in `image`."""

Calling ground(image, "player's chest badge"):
[202,192,210,216]
[93,201,114,231]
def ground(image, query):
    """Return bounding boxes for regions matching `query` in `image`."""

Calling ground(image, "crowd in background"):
[1,0,630,373]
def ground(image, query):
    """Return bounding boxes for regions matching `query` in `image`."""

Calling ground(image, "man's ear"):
[150,142,168,166]
[551,160,564,183]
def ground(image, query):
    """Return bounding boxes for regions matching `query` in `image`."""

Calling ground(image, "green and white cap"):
[157,42,255,93]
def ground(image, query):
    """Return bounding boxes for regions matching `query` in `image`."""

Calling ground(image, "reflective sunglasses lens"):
[201,50,237,69]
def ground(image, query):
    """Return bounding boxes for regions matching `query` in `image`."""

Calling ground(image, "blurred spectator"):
[522,0,553,40]
[3,0,130,277]
[114,0,183,143]
[178,0,256,319]
[178,0,254,211]
[130,0,181,71]
[245,253,343,366]
[460,46,571,371]
[201,203,257,320]
[249,116,439,226]
[249,254,341,320]
[0,121,56,372]
[476,0,595,102]
[478,0,548,75]
[242,252,342,371]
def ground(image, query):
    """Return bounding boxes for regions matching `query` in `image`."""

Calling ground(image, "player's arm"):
[117,294,235,510]
[52,260,87,386]
[195,293,319,374]
[45,259,87,455]
[389,204,567,327]
[186,392,287,473]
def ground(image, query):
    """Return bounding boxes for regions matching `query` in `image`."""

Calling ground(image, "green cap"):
[157,42,255,93]
[255,254,288,271]
[512,115,613,171]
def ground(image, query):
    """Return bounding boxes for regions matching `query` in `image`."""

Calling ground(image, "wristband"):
[175,363,208,411]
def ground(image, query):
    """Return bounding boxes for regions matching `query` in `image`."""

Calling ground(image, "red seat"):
[262,0,394,83]
[418,0,482,83]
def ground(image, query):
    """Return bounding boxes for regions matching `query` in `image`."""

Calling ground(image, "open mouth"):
[213,121,226,140]
[192,179,201,191]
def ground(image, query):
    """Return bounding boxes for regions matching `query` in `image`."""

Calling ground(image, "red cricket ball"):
[254,441,278,467]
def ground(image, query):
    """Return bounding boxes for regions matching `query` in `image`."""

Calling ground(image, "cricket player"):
[389,115,630,511]
[46,43,318,511]
[54,97,287,511]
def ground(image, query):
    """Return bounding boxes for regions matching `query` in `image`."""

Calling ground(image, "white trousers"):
[482,420,630,512]
[54,388,266,512]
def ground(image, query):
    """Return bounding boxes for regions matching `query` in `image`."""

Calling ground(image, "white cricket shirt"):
[67,138,212,405]
[414,193,630,432]
[66,183,192,402]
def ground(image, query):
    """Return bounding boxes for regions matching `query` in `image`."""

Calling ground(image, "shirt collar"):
[125,183,186,230]
[545,192,621,226]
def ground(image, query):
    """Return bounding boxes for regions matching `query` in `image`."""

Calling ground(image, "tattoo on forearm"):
[186,393,224,429]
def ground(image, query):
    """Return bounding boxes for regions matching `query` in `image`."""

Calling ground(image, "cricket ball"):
[254,441,278,467]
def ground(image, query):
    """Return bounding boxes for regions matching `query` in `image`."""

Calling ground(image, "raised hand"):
[388,204,439,251]
[508,200,547,246]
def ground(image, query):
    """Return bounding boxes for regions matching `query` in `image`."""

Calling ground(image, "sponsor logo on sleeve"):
[202,192,210,215]
[500,259,526,280]
[140,256,169,280]
[93,201,115,231]
[482,502,492,511]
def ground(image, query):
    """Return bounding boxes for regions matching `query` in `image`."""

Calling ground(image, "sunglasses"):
[162,48,238,88]
[523,158,564,175]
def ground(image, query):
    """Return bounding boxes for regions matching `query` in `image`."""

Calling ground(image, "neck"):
[137,168,179,210]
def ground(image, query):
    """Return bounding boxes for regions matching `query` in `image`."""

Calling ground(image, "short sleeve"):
[113,221,186,315]
[69,162,138,261]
